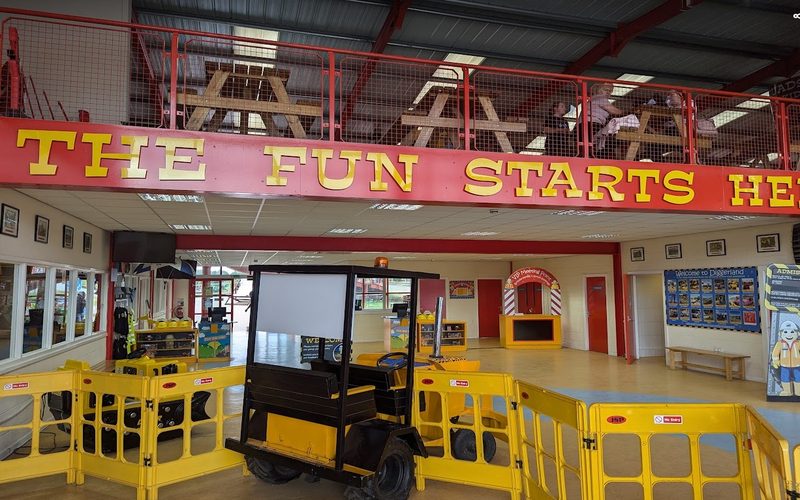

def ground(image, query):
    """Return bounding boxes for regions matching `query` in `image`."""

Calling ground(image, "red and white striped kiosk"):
[500,267,562,349]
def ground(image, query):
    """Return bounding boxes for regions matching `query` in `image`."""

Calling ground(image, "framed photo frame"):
[630,247,645,262]
[756,233,780,253]
[63,225,74,249]
[34,215,49,244]
[1,203,19,237]
[83,232,92,254]
[665,243,682,259]
[706,239,726,257]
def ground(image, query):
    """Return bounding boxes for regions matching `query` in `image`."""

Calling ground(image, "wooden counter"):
[499,314,561,349]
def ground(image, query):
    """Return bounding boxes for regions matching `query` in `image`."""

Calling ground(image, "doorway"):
[192,278,235,324]
[586,276,608,354]
[477,279,503,337]
[630,274,666,358]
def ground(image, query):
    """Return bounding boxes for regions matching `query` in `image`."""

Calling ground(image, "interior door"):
[586,276,609,354]
[477,279,503,337]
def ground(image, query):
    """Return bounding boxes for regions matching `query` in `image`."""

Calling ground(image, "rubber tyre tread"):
[245,455,301,485]
[346,437,415,500]
[451,428,497,463]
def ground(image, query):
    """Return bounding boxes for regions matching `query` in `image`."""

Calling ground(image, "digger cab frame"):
[225,264,439,488]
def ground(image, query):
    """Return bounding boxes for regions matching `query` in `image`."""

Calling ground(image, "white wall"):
[350,260,510,342]
[0,0,132,123]
[633,274,665,358]
[512,255,618,354]
[621,222,795,382]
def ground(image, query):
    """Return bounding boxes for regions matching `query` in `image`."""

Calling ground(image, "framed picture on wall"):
[665,243,682,259]
[34,215,49,244]
[756,233,780,253]
[630,247,645,262]
[83,232,92,254]
[706,239,726,257]
[1,203,19,237]
[62,225,74,249]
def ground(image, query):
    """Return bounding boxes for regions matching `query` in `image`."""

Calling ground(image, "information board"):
[664,267,760,333]
[765,264,800,312]
[300,336,345,363]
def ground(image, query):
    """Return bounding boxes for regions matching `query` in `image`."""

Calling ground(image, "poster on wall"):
[764,264,800,312]
[449,280,475,299]
[664,267,760,333]
[764,264,800,401]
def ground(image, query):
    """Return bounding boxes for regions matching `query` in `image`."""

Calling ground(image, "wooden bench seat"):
[665,346,749,381]
[309,360,408,417]
[247,363,377,426]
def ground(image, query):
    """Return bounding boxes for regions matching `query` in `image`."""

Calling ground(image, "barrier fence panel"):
[745,406,792,500]
[515,381,589,499]
[146,365,245,500]
[75,370,151,500]
[788,103,800,170]
[0,369,77,486]
[412,369,522,497]
[588,403,754,500]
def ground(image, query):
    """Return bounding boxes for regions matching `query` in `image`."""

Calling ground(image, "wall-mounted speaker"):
[792,224,800,264]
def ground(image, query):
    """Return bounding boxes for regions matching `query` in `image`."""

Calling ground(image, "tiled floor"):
[2,330,795,499]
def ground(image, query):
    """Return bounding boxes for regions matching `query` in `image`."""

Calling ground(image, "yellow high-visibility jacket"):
[772,340,800,368]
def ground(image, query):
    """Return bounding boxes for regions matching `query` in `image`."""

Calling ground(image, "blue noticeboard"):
[664,267,760,333]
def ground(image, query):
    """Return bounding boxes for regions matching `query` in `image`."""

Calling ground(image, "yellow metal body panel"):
[265,413,339,462]
[499,314,562,349]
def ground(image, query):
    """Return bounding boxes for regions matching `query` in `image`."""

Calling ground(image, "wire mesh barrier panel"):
[788,104,800,170]
[694,93,780,168]
[745,407,792,500]
[588,403,755,500]
[516,381,589,499]
[339,56,463,148]
[471,71,579,156]
[1,17,167,127]
[412,370,522,497]
[178,36,324,139]
[0,370,78,485]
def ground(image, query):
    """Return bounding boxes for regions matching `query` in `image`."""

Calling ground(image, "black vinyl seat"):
[309,360,408,417]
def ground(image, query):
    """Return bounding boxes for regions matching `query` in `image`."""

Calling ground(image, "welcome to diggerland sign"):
[2,118,799,216]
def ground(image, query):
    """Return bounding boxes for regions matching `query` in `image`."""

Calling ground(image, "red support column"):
[685,91,696,164]
[328,51,337,142]
[168,32,179,129]
[612,248,626,358]
[463,69,471,151]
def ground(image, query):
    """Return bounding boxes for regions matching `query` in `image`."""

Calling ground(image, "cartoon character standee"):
[771,320,800,396]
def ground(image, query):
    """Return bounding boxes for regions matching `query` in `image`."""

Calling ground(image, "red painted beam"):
[612,250,626,358]
[340,0,413,131]
[722,49,800,93]
[175,235,619,255]
[565,0,698,75]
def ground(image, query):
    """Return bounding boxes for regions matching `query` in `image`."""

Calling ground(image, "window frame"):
[355,277,412,311]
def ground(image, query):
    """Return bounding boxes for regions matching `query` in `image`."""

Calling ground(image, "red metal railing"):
[1,7,799,170]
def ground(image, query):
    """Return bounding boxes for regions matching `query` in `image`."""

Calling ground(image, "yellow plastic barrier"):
[412,369,522,497]
[746,407,792,500]
[588,403,755,500]
[516,381,589,499]
[145,365,245,499]
[0,369,78,486]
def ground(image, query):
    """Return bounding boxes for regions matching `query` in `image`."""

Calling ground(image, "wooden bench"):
[666,346,749,381]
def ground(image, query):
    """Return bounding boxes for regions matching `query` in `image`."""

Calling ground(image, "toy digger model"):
[225,265,438,499]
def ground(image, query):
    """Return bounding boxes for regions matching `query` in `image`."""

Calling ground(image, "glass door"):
[193,278,234,323]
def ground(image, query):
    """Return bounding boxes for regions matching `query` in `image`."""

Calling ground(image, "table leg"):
[724,358,732,381]
[414,92,450,148]
[679,351,687,370]
[185,70,230,131]
[267,75,307,139]
[625,111,651,161]
[668,350,675,369]
[739,359,746,380]
[477,95,513,153]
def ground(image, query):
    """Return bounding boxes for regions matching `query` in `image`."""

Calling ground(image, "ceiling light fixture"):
[329,228,368,234]
[461,231,498,236]
[369,203,424,211]
[139,193,204,203]
[581,233,617,239]
[707,215,757,221]
[170,224,212,231]
[551,210,605,216]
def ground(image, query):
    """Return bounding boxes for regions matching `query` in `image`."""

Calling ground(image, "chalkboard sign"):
[765,264,800,313]
[300,336,346,363]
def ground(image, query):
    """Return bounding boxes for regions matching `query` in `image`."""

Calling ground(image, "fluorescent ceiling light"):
[707,215,757,221]
[461,231,498,236]
[708,110,747,127]
[139,193,204,203]
[369,203,424,211]
[413,53,485,104]
[551,210,605,216]
[296,255,323,259]
[581,233,617,239]
[329,228,368,234]
[736,91,771,110]
[617,73,656,83]
[525,136,546,150]
[171,224,212,231]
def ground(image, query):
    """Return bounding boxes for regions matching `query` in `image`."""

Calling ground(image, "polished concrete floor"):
[3,331,795,499]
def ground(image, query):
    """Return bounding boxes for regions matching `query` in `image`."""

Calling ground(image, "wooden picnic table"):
[614,105,711,161]
[177,61,322,138]
[398,86,526,152]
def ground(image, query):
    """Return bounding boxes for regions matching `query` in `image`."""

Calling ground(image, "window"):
[53,268,70,345]
[0,263,15,361]
[75,271,88,338]
[355,278,412,310]
[24,266,47,354]
[91,273,103,333]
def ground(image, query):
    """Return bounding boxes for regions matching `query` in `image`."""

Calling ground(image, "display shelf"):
[135,327,198,362]
[416,320,467,353]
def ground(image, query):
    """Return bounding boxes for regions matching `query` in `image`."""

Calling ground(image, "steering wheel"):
[126,347,147,359]
[376,351,409,369]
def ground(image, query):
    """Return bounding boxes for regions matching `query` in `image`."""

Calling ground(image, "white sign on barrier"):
[653,415,683,424]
